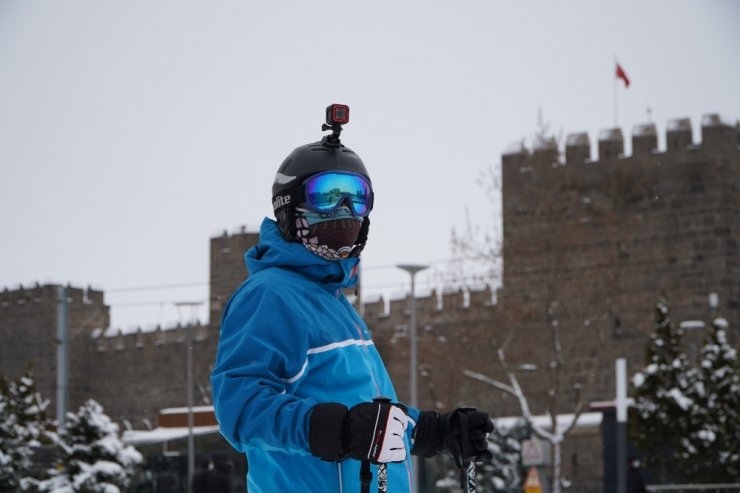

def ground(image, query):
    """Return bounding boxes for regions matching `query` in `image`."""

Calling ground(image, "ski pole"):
[361,461,388,493]
[373,397,391,493]
[360,460,372,493]
[359,397,392,493]
[377,463,388,493]
[457,407,477,493]
[461,460,476,493]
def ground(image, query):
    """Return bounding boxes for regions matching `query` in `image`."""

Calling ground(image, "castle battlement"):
[92,322,211,352]
[0,283,105,307]
[503,114,739,168]
[362,285,496,322]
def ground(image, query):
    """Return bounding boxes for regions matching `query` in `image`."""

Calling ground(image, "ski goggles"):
[273,171,374,217]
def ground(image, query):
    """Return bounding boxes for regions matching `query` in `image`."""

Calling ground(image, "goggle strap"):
[272,186,304,213]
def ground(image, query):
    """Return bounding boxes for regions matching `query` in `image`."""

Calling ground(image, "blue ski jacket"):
[211,218,419,492]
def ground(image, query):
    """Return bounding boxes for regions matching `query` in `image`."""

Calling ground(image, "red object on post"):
[616,63,630,88]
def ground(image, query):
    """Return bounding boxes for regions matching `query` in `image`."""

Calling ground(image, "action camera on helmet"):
[326,104,349,126]
[321,104,350,147]
[271,104,372,257]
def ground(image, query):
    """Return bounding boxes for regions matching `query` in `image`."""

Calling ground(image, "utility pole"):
[176,301,204,493]
[56,285,69,431]
[616,358,627,493]
[396,264,429,492]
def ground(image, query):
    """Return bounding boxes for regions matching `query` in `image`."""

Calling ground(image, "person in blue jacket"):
[211,105,493,492]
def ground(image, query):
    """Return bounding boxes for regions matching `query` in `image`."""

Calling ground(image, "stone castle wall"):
[1,114,738,491]
[0,284,109,414]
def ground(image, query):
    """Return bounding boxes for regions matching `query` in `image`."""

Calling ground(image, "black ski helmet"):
[271,105,372,256]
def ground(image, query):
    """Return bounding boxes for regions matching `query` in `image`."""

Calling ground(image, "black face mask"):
[294,207,363,260]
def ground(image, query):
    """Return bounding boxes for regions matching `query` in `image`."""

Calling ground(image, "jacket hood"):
[246,218,360,290]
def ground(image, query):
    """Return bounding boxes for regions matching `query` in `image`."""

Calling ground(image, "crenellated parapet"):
[91,321,212,352]
[0,283,105,307]
[504,113,738,169]
[499,112,740,350]
[361,285,497,324]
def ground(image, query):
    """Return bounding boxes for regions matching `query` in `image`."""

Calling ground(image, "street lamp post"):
[175,301,204,493]
[396,264,429,491]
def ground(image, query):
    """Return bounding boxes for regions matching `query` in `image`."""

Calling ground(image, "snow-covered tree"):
[679,317,740,482]
[465,302,586,493]
[630,299,695,482]
[34,399,142,493]
[0,370,49,492]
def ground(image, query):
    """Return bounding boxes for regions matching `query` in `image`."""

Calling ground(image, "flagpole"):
[613,56,618,127]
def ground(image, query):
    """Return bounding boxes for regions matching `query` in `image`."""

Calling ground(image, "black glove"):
[411,407,494,465]
[309,401,410,464]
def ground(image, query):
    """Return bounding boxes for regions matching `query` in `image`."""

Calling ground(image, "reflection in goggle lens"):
[304,172,372,217]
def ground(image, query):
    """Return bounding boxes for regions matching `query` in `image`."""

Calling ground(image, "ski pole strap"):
[360,460,372,493]
[461,460,476,493]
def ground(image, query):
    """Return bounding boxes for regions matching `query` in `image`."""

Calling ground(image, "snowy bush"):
[32,399,142,493]
[0,370,49,492]
[679,317,740,482]
[630,300,740,482]
[629,299,694,481]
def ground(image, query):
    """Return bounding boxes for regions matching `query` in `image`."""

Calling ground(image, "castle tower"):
[0,284,109,416]
[209,227,260,326]
[498,113,740,402]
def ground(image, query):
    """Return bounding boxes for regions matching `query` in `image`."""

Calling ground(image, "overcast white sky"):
[1,1,739,331]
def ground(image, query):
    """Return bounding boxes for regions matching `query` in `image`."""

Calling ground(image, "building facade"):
[1,114,738,491]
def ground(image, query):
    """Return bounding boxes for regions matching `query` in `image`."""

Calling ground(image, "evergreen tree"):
[479,419,532,492]
[680,317,740,481]
[629,299,694,482]
[0,370,49,492]
[35,399,142,493]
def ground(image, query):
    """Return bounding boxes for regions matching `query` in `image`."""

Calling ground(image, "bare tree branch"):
[463,369,515,396]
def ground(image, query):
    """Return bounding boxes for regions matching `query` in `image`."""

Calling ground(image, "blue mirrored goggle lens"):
[304,173,372,216]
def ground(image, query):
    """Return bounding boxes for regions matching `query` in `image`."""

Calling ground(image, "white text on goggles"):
[302,172,373,217]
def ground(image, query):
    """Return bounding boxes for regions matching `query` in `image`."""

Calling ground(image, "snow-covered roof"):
[566,133,589,147]
[160,405,214,415]
[493,412,602,432]
[598,128,623,142]
[700,113,734,127]
[122,425,220,446]
[533,136,557,152]
[680,320,705,330]
[667,118,691,132]
[503,140,527,156]
[362,292,383,304]
[632,123,657,137]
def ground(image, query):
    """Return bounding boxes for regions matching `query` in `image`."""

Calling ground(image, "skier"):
[211,104,493,492]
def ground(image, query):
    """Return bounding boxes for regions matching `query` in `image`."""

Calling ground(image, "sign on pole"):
[522,439,551,466]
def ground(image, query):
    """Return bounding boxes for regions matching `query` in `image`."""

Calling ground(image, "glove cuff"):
[411,410,443,457]
[309,403,349,461]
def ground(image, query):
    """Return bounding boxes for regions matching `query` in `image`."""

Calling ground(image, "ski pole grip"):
[364,397,392,493]
[373,397,391,493]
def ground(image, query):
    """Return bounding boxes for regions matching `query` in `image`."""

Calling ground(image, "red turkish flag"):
[616,63,630,88]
